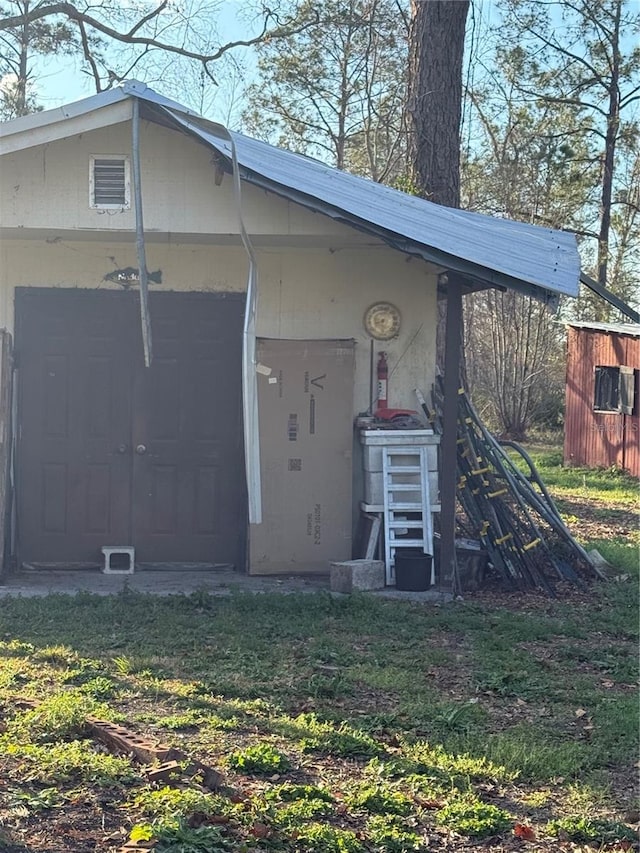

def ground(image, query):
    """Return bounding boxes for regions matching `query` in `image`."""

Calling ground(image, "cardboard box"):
[249,339,355,574]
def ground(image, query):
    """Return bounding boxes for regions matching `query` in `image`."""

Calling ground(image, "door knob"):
[135,444,147,455]
[117,444,128,454]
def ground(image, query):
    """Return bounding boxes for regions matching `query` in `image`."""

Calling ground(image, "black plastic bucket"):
[394,549,432,591]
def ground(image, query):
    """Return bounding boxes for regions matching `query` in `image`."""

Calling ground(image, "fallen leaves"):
[250,821,269,839]
[513,822,536,841]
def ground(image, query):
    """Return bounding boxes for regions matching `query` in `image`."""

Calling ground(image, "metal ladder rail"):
[382,446,433,585]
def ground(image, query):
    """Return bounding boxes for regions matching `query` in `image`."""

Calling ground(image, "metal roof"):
[1,80,581,301]
[566,320,640,337]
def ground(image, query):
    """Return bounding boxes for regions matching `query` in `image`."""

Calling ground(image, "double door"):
[16,288,246,567]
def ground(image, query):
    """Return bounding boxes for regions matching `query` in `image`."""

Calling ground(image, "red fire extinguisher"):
[376,351,388,410]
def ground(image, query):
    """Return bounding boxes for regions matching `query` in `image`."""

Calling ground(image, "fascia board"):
[0,100,133,156]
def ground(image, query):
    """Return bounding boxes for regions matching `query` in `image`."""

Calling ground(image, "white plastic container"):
[360,430,439,506]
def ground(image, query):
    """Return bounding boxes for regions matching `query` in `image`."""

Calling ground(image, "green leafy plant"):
[153,711,204,730]
[433,700,486,733]
[33,645,80,666]
[112,655,134,675]
[294,822,364,853]
[131,820,230,853]
[293,713,384,758]
[3,740,136,784]
[273,797,334,827]
[366,815,424,852]
[547,815,637,844]
[227,742,291,774]
[5,691,103,744]
[346,784,413,816]
[8,786,64,812]
[75,675,119,698]
[130,824,155,842]
[436,798,511,838]
[399,740,513,783]
[132,786,226,820]
[308,671,349,699]
[267,783,333,803]
[0,639,35,657]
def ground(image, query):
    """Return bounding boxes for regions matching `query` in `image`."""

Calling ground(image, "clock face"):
[364,302,401,340]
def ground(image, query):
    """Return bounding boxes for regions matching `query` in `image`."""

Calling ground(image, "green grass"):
[0,445,637,851]
[519,446,639,506]
[0,587,637,850]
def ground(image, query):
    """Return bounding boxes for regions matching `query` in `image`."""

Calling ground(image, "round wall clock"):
[363,301,401,340]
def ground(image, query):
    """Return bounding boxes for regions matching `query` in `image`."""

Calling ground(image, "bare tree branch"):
[0,2,319,73]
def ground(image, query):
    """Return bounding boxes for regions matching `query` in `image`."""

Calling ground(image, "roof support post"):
[439,272,463,595]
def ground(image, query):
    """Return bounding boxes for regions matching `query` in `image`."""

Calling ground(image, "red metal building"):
[564,322,640,476]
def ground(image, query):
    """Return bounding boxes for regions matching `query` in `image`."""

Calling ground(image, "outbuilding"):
[0,81,582,577]
[564,321,639,477]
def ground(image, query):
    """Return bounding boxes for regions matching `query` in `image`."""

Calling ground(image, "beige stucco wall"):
[0,119,364,239]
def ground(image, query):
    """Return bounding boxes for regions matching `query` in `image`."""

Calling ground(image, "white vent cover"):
[90,155,130,208]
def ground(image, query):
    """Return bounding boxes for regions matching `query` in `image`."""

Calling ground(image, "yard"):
[0,447,638,853]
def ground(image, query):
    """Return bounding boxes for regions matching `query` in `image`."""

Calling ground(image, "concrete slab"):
[0,567,330,598]
[0,566,453,603]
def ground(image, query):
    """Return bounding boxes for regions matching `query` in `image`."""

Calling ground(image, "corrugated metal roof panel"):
[1,81,581,299]
[153,104,579,298]
[565,321,640,337]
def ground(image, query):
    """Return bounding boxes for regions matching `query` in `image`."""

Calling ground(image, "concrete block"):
[330,559,385,593]
[102,545,135,574]
[86,716,177,764]
[144,761,183,784]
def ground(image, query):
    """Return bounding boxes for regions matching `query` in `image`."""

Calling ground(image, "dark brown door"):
[130,294,246,563]
[16,288,245,567]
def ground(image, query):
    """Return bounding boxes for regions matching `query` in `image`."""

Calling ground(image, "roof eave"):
[234,163,562,305]
[0,97,133,155]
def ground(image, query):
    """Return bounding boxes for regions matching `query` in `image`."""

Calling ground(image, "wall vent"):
[90,155,130,209]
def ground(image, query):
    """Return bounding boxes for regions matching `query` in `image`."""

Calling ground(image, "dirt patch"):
[557,495,638,542]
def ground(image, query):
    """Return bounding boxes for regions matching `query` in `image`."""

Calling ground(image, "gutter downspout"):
[142,104,263,524]
[225,134,261,524]
[131,97,152,366]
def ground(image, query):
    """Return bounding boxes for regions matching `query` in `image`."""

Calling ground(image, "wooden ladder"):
[382,446,434,586]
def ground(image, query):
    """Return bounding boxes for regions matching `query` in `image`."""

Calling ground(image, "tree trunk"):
[17,1,30,117]
[596,0,622,314]
[409,0,470,208]
[408,0,469,372]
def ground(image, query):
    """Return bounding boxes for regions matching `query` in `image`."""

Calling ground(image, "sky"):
[8,0,635,133]
[24,0,500,124]
[23,0,269,121]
